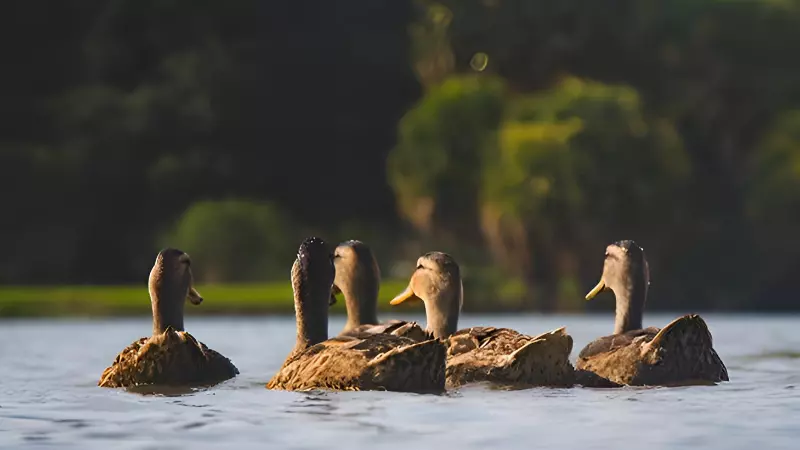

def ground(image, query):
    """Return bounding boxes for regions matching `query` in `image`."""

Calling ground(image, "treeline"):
[0,0,415,284]
[393,0,800,311]
[2,1,799,311]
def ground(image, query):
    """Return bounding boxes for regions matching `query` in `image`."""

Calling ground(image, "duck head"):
[389,251,462,339]
[149,248,203,335]
[332,240,381,333]
[585,240,650,334]
[291,237,335,352]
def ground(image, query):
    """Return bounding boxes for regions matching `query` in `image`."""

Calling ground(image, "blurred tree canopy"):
[389,0,800,310]
[164,199,298,283]
[389,75,506,237]
[1,0,799,311]
[1,0,418,284]
[391,74,691,309]
[482,77,691,310]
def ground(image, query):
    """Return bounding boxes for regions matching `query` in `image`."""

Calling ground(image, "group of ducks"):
[98,237,729,392]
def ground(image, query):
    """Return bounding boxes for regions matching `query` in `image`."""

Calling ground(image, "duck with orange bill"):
[576,240,729,387]
[389,251,575,389]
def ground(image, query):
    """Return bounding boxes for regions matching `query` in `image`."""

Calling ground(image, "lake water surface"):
[1,313,799,449]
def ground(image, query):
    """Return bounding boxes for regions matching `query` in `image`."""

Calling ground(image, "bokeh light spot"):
[470,52,489,72]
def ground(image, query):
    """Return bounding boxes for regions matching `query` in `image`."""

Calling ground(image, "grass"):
[0,280,412,318]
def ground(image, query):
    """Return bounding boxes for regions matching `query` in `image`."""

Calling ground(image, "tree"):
[480,77,690,309]
[166,199,297,283]
[388,74,506,239]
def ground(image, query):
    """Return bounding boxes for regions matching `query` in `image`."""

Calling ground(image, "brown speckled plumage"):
[98,328,239,388]
[266,237,447,393]
[341,320,434,342]
[444,326,575,389]
[98,248,238,388]
[390,251,576,389]
[577,240,728,387]
[266,332,446,392]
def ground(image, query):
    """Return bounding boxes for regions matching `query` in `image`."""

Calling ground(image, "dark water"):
[1,313,799,449]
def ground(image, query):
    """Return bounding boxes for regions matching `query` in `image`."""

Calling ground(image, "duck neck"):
[425,282,462,339]
[613,282,647,334]
[293,282,329,353]
[150,288,185,335]
[343,281,379,331]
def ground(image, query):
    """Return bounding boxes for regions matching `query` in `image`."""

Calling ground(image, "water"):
[1,313,799,449]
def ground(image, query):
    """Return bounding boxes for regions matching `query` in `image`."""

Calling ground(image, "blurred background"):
[1,0,799,317]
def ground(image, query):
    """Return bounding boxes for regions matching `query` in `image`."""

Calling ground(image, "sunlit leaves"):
[388,74,506,231]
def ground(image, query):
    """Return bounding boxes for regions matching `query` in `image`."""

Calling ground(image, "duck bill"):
[389,285,422,305]
[585,279,606,300]
[187,286,204,305]
[329,284,340,307]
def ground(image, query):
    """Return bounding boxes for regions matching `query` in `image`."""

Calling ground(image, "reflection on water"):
[284,393,395,434]
[124,385,210,397]
[285,393,337,417]
[1,313,799,449]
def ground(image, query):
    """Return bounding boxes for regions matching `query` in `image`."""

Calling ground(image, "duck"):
[332,240,430,341]
[98,248,239,388]
[266,237,447,393]
[576,239,729,387]
[389,251,575,389]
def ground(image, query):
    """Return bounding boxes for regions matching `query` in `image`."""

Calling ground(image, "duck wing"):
[640,314,729,384]
[266,333,446,393]
[577,327,660,361]
[576,314,728,386]
[341,320,433,342]
[98,329,238,388]
[446,326,575,388]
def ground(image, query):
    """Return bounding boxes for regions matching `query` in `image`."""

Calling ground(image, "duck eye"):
[416,264,423,269]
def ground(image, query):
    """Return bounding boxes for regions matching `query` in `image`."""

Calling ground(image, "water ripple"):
[0,314,798,449]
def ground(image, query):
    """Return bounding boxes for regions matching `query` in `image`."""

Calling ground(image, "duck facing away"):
[266,237,447,393]
[576,240,728,387]
[389,252,575,389]
[98,248,239,388]
[332,240,430,341]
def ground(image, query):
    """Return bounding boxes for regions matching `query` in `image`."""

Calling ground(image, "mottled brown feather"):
[98,329,239,388]
[350,323,576,388]
[576,314,728,386]
[265,333,447,393]
[341,320,434,342]
[444,326,575,388]
[578,327,661,360]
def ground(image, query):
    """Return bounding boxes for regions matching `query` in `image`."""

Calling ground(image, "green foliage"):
[0,279,411,317]
[479,77,690,306]
[388,74,506,231]
[388,71,693,308]
[165,200,298,283]
[2,0,419,285]
[7,0,800,312]
[484,77,690,236]
[394,0,800,310]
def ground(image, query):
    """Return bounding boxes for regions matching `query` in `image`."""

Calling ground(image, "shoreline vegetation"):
[0,280,411,318]
[1,283,794,318]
